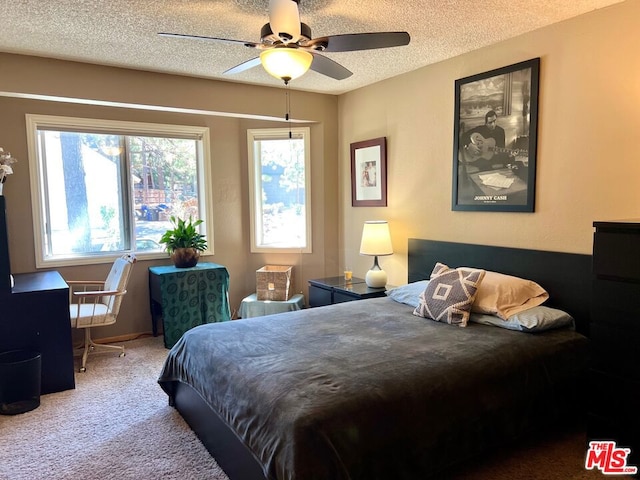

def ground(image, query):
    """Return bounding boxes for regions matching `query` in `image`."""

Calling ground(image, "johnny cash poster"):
[452,58,540,212]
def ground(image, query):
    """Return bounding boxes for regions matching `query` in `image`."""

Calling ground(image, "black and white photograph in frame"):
[452,58,540,212]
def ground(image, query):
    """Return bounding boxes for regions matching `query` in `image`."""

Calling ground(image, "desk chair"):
[68,253,136,372]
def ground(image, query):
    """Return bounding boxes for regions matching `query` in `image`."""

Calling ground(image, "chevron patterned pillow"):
[413,263,485,327]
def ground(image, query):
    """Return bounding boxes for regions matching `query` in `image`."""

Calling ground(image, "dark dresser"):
[589,220,640,468]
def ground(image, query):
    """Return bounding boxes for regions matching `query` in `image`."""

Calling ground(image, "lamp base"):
[365,268,387,288]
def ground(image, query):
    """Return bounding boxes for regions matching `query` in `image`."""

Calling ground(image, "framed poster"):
[452,58,540,212]
[351,137,387,207]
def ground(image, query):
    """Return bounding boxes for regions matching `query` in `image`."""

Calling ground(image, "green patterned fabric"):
[238,293,305,318]
[149,263,231,348]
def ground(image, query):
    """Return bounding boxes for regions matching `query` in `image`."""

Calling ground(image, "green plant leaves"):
[159,216,207,253]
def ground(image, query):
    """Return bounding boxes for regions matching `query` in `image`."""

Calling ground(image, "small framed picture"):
[452,58,540,212]
[351,137,387,207]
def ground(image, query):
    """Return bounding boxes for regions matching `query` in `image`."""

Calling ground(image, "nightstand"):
[308,276,387,307]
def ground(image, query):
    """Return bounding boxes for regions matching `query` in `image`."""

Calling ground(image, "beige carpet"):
[0,336,621,479]
[0,336,229,480]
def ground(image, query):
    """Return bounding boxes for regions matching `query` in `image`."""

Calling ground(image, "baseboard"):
[92,332,156,344]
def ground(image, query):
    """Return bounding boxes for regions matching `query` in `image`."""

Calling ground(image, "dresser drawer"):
[308,284,332,307]
[333,291,357,303]
[590,323,640,379]
[593,232,640,281]
[589,369,640,421]
[592,279,640,332]
[593,279,640,311]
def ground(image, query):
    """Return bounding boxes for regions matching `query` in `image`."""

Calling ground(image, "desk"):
[0,271,75,394]
[149,263,231,348]
[238,293,305,319]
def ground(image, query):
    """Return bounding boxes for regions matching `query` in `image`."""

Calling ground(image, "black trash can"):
[0,350,41,415]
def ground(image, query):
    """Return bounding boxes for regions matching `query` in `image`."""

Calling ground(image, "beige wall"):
[2,0,639,339]
[339,0,640,288]
[0,55,340,339]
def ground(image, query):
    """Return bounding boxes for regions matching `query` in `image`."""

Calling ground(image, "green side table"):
[149,263,231,348]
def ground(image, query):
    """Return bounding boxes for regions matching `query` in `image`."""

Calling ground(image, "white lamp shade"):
[359,221,393,256]
[260,48,313,81]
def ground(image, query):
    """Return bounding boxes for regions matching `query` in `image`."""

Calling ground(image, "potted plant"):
[159,216,207,268]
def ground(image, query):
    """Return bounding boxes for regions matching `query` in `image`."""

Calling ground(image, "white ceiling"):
[0,0,624,95]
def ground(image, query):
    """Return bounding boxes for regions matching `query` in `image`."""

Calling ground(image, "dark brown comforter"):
[158,297,588,480]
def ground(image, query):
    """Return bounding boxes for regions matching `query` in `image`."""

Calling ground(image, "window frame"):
[247,127,312,253]
[26,114,214,267]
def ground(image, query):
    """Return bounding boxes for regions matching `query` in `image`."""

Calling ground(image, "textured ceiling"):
[0,0,624,95]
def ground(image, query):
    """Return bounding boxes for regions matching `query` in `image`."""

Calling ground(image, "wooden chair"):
[68,253,136,372]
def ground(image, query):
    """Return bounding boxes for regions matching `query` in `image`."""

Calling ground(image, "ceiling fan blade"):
[308,32,410,52]
[268,0,301,42]
[158,32,260,49]
[309,53,352,80]
[223,57,263,75]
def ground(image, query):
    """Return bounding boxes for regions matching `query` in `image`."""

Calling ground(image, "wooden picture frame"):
[351,137,387,207]
[452,58,540,212]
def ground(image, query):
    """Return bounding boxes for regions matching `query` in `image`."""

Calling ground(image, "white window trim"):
[26,114,214,267]
[247,127,312,253]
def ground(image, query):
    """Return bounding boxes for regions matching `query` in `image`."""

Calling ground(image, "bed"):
[158,239,592,480]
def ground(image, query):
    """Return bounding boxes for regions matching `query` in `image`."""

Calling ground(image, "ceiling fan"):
[159,0,410,84]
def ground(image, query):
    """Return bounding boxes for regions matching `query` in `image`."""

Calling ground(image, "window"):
[247,127,311,253]
[26,115,212,266]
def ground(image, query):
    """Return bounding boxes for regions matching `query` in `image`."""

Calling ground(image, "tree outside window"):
[248,128,311,253]
[27,115,211,266]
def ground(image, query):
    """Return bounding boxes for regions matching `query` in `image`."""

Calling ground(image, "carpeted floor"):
[0,336,623,479]
[0,336,229,480]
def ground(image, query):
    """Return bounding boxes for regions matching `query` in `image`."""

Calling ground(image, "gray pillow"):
[413,263,486,327]
[470,305,575,332]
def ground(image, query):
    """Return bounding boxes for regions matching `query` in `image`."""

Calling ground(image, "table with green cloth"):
[148,263,231,348]
[238,293,305,318]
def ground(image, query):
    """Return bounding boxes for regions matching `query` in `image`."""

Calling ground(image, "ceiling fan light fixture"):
[260,47,313,83]
[160,0,410,83]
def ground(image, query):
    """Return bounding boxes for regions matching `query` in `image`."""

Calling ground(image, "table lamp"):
[359,220,393,288]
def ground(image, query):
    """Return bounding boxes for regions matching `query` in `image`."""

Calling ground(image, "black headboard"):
[408,239,593,336]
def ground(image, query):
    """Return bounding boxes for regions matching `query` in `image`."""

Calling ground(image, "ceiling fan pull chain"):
[285,84,293,139]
